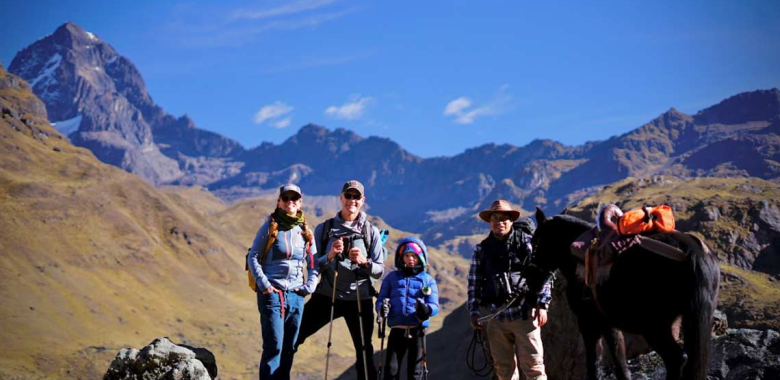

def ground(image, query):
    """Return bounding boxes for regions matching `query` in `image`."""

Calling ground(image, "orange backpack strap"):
[260,215,278,263]
[301,219,314,269]
[245,248,256,292]
[247,215,278,293]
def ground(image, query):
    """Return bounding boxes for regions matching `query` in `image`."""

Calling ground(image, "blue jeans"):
[258,289,304,380]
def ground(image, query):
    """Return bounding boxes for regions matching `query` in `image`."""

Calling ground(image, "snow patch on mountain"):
[51,114,82,136]
[29,53,61,89]
[85,31,98,41]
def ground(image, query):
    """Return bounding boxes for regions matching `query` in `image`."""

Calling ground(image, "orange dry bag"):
[617,205,675,235]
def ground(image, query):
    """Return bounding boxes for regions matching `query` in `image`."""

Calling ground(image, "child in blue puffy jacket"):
[375,237,439,380]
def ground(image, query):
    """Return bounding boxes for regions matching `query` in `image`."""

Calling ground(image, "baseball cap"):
[279,184,302,197]
[341,180,364,196]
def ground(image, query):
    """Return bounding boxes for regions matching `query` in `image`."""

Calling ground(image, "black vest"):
[478,229,531,305]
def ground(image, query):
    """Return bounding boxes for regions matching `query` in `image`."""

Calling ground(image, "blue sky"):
[2,1,779,157]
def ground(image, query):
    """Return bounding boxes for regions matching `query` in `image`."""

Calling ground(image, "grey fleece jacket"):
[313,211,385,301]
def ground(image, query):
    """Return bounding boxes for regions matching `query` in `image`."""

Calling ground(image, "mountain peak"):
[660,107,691,124]
[49,22,103,50]
[694,88,780,125]
[297,123,329,136]
[8,21,121,111]
[292,124,363,144]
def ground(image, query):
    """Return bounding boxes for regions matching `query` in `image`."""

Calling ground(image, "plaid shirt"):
[467,233,553,322]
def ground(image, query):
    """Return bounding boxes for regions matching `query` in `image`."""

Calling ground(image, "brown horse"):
[524,207,720,380]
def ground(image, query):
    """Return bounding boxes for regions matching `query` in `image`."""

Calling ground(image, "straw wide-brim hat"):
[478,200,521,223]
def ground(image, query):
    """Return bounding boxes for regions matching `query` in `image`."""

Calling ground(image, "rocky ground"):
[603,329,780,380]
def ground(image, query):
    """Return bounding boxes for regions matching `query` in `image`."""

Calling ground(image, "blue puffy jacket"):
[376,237,439,328]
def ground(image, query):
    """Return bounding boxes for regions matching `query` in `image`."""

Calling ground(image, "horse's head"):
[524,207,593,305]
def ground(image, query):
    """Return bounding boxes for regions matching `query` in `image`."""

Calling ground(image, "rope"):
[466,328,494,377]
[476,293,524,325]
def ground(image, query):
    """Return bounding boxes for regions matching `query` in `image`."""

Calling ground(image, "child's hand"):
[415,298,432,320]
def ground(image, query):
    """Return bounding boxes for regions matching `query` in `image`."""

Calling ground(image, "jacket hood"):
[394,236,429,271]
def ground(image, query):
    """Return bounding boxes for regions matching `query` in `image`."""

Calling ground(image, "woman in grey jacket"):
[247,184,319,380]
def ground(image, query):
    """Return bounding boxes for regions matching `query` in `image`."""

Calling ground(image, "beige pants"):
[483,314,547,380]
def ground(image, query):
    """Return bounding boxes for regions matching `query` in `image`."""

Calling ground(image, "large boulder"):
[104,337,218,380]
[603,329,780,380]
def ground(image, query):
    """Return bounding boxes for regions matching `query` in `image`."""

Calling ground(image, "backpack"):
[245,214,313,292]
[618,205,675,235]
[513,217,536,237]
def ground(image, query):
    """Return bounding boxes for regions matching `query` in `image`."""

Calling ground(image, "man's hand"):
[262,285,279,295]
[470,316,482,330]
[348,247,367,265]
[531,308,548,327]
[328,237,344,261]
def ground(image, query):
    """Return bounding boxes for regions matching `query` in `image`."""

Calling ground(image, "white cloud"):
[444,97,471,116]
[166,2,358,48]
[272,117,293,129]
[454,107,491,125]
[325,95,373,120]
[254,101,294,127]
[443,86,512,125]
[230,0,340,20]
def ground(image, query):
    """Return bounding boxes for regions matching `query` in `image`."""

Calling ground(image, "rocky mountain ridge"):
[8,22,244,185]
[10,23,780,243]
[4,58,780,380]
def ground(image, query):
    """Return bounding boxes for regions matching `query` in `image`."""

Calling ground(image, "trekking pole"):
[377,299,390,380]
[421,324,429,380]
[354,271,370,380]
[324,238,344,380]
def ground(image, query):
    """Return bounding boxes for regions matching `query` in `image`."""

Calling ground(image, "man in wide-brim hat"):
[467,200,553,380]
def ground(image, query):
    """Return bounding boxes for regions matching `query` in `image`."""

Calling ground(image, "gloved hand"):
[415,298,432,320]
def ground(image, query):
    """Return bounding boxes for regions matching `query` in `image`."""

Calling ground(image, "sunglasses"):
[489,214,511,223]
[343,193,362,200]
[280,195,301,202]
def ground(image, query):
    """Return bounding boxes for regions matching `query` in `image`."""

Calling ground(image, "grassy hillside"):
[0,83,263,378]
[0,67,336,379]
[0,65,471,379]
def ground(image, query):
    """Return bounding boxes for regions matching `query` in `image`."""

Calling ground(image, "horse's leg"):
[602,328,630,380]
[644,330,686,380]
[579,320,602,380]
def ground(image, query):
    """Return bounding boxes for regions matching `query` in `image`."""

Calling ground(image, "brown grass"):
[0,99,470,379]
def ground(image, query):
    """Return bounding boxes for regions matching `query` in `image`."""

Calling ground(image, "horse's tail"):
[682,234,720,380]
